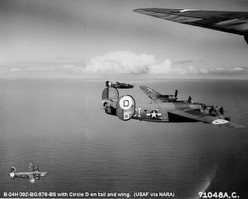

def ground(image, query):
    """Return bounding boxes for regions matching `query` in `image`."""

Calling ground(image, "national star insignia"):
[146,88,153,93]
[151,110,157,118]
[146,110,162,119]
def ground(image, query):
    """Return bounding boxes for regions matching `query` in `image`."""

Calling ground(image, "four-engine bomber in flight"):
[102,84,245,128]
[134,8,248,45]
[105,81,134,89]
[9,163,48,183]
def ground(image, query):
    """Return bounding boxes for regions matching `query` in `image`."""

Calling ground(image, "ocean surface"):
[0,78,248,199]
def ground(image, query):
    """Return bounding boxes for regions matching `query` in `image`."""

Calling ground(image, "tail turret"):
[9,167,16,179]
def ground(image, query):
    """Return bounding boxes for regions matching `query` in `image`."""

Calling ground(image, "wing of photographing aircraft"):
[133,8,248,44]
[168,109,245,128]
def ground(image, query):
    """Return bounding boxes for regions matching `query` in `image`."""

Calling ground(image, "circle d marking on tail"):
[116,95,136,121]
[119,96,133,110]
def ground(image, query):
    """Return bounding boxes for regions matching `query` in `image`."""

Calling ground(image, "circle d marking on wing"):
[119,96,133,110]
[212,119,229,125]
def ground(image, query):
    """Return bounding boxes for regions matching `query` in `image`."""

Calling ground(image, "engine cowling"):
[116,95,135,121]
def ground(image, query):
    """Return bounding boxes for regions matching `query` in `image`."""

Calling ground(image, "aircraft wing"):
[140,85,163,102]
[168,109,245,128]
[134,8,248,36]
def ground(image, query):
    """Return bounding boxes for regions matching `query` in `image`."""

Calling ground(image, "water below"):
[0,78,247,198]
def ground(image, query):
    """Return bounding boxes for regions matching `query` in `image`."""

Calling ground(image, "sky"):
[0,0,248,78]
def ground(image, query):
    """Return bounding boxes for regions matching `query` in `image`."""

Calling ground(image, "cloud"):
[233,67,244,71]
[85,51,155,74]
[209,66,248,74]
[1,51,247,78]
[63,64,83,72]
[10,68,22,72]
[85,51,209,75]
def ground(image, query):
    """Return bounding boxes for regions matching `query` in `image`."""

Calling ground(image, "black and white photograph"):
[0,0,248,198]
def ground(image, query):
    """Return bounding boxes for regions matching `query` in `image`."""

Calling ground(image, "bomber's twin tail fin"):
[102,87,119,101]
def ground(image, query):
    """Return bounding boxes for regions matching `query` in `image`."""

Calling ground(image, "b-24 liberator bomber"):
[102,85,245,128]
[105,81,134,89]
[9,163,48,183]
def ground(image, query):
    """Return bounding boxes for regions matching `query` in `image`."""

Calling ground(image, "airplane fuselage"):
[10,171,48,179]
[105,98,206,123]
[9,164,48,183]
[132,102,203,122]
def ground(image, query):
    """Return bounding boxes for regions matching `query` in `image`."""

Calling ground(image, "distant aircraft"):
[106,81,134,89]
[134,8,248,45]
[9,163,48,183]
[101,85,245,128]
